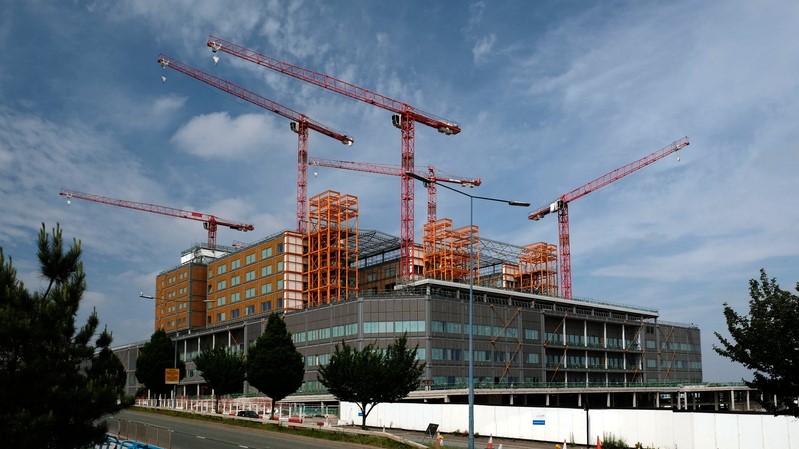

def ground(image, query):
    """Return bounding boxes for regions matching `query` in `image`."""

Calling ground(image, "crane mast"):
[157,54,353,234]
[59,189,254,249]
[308,157,481,223]
[528,137,690,298]
[207,35,461,280]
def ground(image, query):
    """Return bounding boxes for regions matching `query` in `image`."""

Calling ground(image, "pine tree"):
[0,224,130,448]
[194,345,246,413]
[714,269,799,417]
[247,313,304,418]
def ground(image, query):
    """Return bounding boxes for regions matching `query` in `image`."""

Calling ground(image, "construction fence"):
[342,401,799,449]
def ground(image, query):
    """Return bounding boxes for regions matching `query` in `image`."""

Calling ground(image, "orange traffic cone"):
[486,434,493,449]
[596,436,602,449]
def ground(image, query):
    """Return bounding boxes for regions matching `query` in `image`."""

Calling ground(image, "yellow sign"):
[165,368,180,385]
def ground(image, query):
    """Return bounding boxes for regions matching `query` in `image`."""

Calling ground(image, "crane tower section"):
[59,188,254,249]
[157,54,353,234]
[528,137,690,298]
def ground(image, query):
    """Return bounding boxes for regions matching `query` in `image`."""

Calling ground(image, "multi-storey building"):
[121,190,702,406]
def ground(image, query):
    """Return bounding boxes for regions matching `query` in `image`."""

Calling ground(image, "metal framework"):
[59,188,253,248]
[422,218,479,284]
[517,242,558,296]
[306,190,359,307]
[528,137,690,298]
[208,35,461,280]
[157,54,353,234]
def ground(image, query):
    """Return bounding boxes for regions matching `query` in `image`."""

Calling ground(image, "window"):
[216,280,226,290]
[216,296,226,306]
[245,254,256,265]
[277,298,284,308]
[231,259,241,269]
[245,271,256,282]
[216,264,227,275]
[216,312,226,322]
[230,275,240,286]
[277,280,284,290]
[367,272,378,282]
[230,292,240,302]
[278,243,284,253]
[261,301,271,312]
[261,283,272,294]
[526,353,540,364]
[524,329,539,340]
[245,305,255,316]
[384,267,396,278]
[262,247,273,259]
[277,261,284,272]
[245,288,256,299]
[231,309,240,319]
[262,265,273,276]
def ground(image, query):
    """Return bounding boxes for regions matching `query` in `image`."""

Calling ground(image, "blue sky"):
[1,0,797,382]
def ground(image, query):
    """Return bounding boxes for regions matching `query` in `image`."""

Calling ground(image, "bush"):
[602,432,628,449]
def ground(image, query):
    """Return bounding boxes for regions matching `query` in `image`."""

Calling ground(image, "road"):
[110,409,560,449]
[111,410,371,449]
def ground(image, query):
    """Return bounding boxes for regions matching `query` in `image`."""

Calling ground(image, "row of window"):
[212,300,280,323]
[545,333,637,349]
[645,341,702,353]
[212,245,284,276]
[646,359,702,369]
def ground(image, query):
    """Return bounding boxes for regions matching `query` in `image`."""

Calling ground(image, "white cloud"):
[170,112,283,159]
[472,33,496,64]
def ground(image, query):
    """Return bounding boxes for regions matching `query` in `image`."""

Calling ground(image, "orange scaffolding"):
[422,218,480,284]
[306,190,358,307]
[516,242,558,296]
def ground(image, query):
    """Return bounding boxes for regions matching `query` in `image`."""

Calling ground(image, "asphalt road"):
[111,410,371,449]
[110,409,562,449]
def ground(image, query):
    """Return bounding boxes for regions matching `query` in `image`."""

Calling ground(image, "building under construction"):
[127,189,702,406]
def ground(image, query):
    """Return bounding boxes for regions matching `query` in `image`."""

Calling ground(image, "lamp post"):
[407,172,529,449]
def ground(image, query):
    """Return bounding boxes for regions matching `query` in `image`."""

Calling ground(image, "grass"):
[129,406,420,449]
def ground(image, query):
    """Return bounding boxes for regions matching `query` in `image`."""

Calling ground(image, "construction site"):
[86,35,702,406]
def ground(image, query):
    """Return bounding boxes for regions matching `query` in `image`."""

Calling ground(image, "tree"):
[194,345,246,413]
[714,269,799,417]
[247,312,304,418]
[0,223,130,448]
[318,333,425,429]
[135,329,186,403]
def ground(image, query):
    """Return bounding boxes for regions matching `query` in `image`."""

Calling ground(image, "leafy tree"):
[714,269,799,417]
[247,312,304,418]
[318,333,425,429]
[135,329,186,404]
[0,224,130,448]
[194,345,246,413]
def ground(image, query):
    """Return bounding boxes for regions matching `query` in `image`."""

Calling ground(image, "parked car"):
[237,410,262,419]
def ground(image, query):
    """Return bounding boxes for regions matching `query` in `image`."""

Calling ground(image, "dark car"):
[237,410,261,419]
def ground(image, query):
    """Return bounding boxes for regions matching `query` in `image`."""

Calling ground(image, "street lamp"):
[406,172,529,449]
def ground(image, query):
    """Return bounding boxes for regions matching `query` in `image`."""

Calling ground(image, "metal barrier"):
[114,419,172,449]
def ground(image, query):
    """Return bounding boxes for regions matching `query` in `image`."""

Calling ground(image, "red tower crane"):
[308,157,481,223]
[528,137,690,299]
[157,54,353,234]
[207,35,461,280]
[59,189,254,249]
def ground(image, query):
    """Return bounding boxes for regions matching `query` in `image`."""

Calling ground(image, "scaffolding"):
[306,190,358,307]
[422,218,480,283]
[516,242,558,296]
